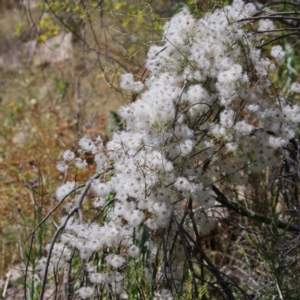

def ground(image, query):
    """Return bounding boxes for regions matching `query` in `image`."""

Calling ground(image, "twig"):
[66,249,76,300]
[238,15,300,22]
[258,32,300,48]
[2,270,11,298]
[255,1,300,11]
[24,184,85,244]
[238,3,300,29]
[276,280,284,300]
[24,234,35,300]
[172,80,187,130]
[188,205,236,300]
[256,27,300,33]
[90,198,116,223]
[212,185,300,233]
[174,216,199,299]
[38,168,111,300]
[181,225,250,299]
[257,11,300,16]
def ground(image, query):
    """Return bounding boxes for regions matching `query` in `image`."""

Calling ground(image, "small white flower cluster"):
[120,73,144,93]
[271,45,285,61]
[75,286,94,299]
[291,81,300,93]
[56,135,106,173]
[38,243,72,277]
[258,19,276,32]
[40,0,300,297]
[56,181,75,201]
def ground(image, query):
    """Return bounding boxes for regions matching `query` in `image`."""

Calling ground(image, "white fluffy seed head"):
[56,181,75,201]
[105,254,126,269]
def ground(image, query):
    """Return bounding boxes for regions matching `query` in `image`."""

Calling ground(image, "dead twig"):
[38,167,112,300]
[212,185,300,233]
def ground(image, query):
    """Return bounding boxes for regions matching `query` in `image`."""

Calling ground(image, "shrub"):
[26,0,300,299]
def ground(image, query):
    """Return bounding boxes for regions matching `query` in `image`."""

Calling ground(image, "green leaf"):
[107,110,123,132]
